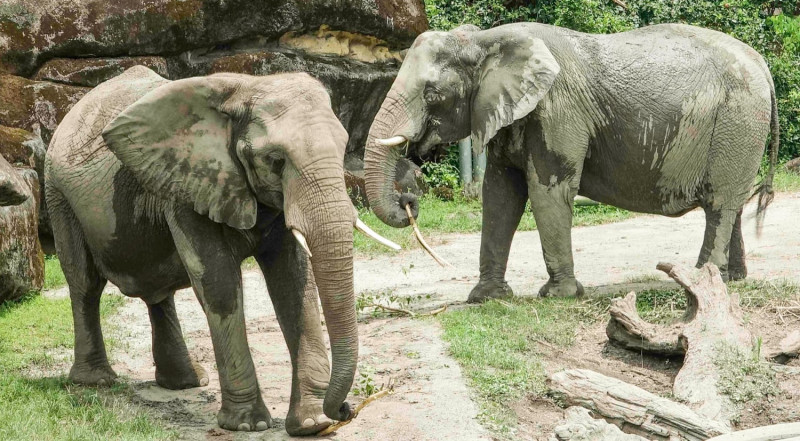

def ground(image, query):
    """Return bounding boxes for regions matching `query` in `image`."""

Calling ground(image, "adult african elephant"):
[46,66,395,434]
[364,23,778,302]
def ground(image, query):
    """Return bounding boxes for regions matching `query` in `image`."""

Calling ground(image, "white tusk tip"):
[291,229,312,258]
[376,135,407,147]
[355,218,402,251]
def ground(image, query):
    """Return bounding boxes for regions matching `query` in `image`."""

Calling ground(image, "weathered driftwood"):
[606,291,684,356]
[705,422,800,441]
[548,369,728,441]
[607,262,756,429]
[550,406,648,441]
[765,330,800,364]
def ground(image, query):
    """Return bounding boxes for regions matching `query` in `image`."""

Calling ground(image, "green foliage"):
[44,255,67,290]
[713,342,780,405]
[421,160,460,190]
[424,0,800,158]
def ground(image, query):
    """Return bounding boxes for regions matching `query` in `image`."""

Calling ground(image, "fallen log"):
[704,422,800,441]
[551,406,648,441]
[606,291,684,356]
[548,369,729,441]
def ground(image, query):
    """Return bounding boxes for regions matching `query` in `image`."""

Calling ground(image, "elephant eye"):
[269,157,285,175]
[424,87,445,104]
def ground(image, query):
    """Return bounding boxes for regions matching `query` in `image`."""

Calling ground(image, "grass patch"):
[439,278,798,437]
[44,255,67,290]
[713,342,779,409]
[0,293,176,440]
[354,194,633,256]
[771,166,800,193]
[438,297,605,437]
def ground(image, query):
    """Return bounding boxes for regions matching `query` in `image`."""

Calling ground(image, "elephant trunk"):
[286,168,358,422]
[364,89,420,228]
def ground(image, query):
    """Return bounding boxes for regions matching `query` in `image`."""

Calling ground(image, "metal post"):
[458,138,473,185]
[473,145,486,184]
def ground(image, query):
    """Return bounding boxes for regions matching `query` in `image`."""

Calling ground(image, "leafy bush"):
[424,0,800,159]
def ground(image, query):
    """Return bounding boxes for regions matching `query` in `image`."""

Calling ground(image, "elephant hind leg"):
[146,294,209,390]
[697,207,738,281]
[727,209,747,281]
[48,188,115,385]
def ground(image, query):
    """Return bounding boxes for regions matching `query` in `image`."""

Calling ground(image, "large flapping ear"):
[102,77,258,229]
[470,33,560,154]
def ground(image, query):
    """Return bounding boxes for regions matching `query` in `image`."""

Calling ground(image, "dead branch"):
[405,203,453,268]
[365,303,448,318]
[317,379,395,436]
[704,422,800,441]
[548,369,728,440]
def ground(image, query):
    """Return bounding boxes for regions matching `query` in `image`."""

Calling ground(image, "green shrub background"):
[424,0,800,160]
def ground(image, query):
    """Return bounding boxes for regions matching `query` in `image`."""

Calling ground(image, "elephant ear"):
[470,35,560,154]
[102,77,258,229]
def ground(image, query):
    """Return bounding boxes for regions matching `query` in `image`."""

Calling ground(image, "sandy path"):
[45,192,800,440]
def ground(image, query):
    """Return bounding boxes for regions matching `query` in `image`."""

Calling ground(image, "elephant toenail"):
[255,421,269,430]
[302,418,316,428]
[237,423,250,431]
[199,377,209,386]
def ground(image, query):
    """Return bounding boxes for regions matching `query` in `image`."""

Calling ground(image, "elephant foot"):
[728,262,747,281]
[538,278,584,298]
[217,395,272,431]
[467,280,514,304]
[69,361,118,386]
[156,360,209,390]
[286,396,333,436]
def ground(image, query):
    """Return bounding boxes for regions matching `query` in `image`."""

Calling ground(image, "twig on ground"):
[365,303,448,318]
[405,204,454,268]
[317,379,395,436]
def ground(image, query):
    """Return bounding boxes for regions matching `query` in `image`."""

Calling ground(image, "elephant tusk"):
[376,135,407,147]
[404,204,453,268]
[292,229,312,258]
[355,218,402,250]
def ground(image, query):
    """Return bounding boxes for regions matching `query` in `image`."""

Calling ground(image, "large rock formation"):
[0,133,44,301]
[0,0,428,225]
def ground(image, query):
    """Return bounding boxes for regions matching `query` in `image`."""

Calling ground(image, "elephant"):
[45,66,396,434]
[363,23,778,302]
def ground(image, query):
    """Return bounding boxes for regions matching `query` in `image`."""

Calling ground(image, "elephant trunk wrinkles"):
[288,171,357,422]
[364,89,419,228]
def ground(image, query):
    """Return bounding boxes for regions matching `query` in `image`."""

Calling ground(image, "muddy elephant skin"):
[364,23,778,301]
[46,66,358,434]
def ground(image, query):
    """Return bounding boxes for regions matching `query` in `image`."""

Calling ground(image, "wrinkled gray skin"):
[46,67,357,434]
[365,23,778,301]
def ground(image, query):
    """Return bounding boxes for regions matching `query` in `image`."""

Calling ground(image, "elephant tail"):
[755,87,780,236]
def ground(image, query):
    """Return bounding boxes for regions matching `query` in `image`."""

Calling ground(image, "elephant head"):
[101,72,386,422]
[364,25,560,227]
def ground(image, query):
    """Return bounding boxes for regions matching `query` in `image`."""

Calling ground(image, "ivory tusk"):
[355,218,402,250]
[292,229,312,258]
[404,204,453,268]
[376,135,407,147]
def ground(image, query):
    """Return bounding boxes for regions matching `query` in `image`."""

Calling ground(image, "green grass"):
[0,293,176,440]
[437,278,800,437]
[770,166,800,192]
[354,194,633,256]
[438,297,605,436]
[44,255,67,290]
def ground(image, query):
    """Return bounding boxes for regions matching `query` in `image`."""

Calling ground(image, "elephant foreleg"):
[166,207,270,432]
[697,207,738,281]
[528,179,584,298]
[258,221,332,435]
[468,159,528,303]
[146,294,209,390]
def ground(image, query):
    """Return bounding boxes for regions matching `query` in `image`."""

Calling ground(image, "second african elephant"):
[364,23,778,301]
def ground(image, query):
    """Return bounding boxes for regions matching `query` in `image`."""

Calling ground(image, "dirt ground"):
[44,192,800,440]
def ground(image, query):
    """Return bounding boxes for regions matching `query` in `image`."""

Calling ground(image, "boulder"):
[33,56,170,87]
[0,75,89,145]
[0,155,28,207]
[0,0,426,77]
[0,158,44,301]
